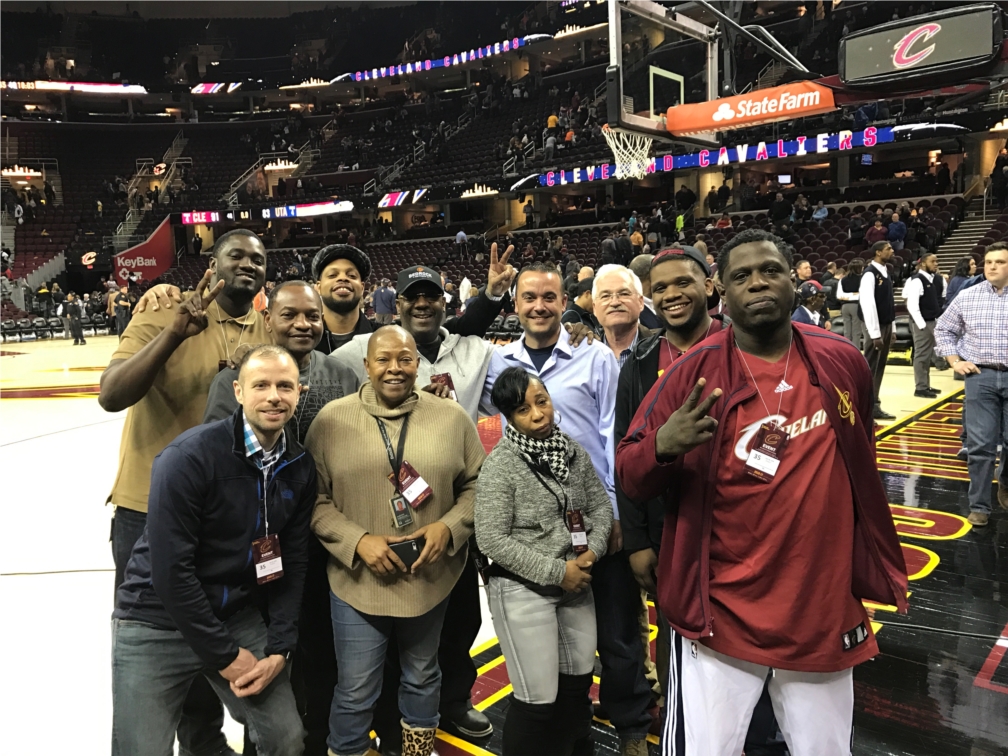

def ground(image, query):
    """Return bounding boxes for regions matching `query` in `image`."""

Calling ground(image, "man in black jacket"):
[65,291,86,345]
[614,246,723,732]
[112,345,317,756]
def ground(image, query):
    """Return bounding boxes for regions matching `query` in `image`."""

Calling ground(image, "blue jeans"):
[964,368,1008,514]
[111,506,228,756]
[111,607,304,756]
[328,592,449,756]
[593,552,654,741]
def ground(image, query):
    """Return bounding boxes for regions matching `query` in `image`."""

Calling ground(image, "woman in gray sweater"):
[475,367,612,756]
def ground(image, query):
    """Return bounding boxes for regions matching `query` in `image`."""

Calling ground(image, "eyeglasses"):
[401,290,443,303]
[595,289,635,305]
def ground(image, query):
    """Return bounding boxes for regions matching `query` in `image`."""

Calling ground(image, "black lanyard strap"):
[376,415,410,493]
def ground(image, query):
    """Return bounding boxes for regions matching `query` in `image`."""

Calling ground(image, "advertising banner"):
[114,217,174,284]
[666,81,837,136]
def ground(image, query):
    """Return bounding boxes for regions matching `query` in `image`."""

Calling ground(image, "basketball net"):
[602,124,653,180]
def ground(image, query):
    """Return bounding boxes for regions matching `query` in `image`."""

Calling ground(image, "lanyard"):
[523,457,570,520]
[375,415,410,493]
[735,338,793,424]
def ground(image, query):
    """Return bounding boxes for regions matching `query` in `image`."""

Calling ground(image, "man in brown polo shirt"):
[99,228,269,756]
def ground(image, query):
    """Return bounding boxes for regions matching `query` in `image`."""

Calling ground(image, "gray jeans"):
[841,303,863,350]
[112,607,304,756]
[488,577,596,705]
[910,319,936,392]
[964,368,1008,514]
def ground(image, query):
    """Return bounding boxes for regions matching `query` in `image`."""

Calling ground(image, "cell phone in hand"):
[390,537,427,570]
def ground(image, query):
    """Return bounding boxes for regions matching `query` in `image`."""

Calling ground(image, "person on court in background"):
[65,291,87,345]
[859,240,898,420]
[99,228,270,756]
[111,345,316,756]
[617,229,908,756]
[791,281,828,328]
[935,243,1008,528]
[475,367,613,756]
[902,253,946,399]
[202,280,360,756]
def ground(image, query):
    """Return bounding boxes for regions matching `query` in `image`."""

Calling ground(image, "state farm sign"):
[666,82,836,137]
[114,216,174,283]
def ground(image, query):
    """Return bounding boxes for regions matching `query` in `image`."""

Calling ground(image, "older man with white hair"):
[593,264,655,368]
[591,263,663,742]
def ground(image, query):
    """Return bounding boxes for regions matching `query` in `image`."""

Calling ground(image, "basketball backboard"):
[606,0,720,148]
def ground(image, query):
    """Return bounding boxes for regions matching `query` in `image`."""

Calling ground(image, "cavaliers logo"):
[835,386,855,425]
[765,433,781,446]
[80,251,97,266]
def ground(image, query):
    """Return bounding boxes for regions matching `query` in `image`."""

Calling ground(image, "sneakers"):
[968,512,989,527]
[873,408,896,420]
[439,702,493,740]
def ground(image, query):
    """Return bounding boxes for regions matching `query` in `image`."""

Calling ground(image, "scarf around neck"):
[505,423,574,483]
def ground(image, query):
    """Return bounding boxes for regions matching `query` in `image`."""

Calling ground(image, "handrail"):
[593,80,607,103]
[2,157,59,172]
[503,156,517,177]
[226,157,267,198]
[165,129,185,162]
[364,178,377,195]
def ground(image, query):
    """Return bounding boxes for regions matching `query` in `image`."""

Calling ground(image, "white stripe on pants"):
[663,631,853,756]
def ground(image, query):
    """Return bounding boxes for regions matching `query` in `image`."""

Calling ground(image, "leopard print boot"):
[401,719,438,756]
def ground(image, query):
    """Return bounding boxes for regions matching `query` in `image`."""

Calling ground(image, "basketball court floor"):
[2,336,1006,755]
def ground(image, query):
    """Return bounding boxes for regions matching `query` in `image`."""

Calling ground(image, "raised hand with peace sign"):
[655,378,723,459]
[168,269,226,342]
[486,241,517,298]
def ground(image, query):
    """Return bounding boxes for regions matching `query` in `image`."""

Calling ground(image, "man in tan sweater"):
[306,326,485,756]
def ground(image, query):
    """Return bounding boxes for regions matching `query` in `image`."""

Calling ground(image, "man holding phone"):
[307,326,485,756]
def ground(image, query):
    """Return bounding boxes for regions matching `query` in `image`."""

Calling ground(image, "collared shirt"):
[800,305,820,325]
[902,271,946,330]
[607,330,640,369]
[481,327,620,517]
[935,280,1008,368]
[859,261,889,339]
[242,410,286,473]
[108,300,269,513]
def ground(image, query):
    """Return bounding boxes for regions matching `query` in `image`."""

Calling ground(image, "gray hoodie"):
[474,434,612,587]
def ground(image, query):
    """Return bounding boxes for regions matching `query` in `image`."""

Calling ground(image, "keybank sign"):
[539,126,893,187]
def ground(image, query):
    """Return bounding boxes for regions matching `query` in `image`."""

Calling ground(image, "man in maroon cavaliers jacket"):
[616,229,907,756]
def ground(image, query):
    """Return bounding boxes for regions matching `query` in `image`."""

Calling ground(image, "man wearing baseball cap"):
[313,243,515,355]
[792,281,828,328]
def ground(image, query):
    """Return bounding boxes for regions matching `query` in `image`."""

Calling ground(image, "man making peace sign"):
[99,228,270,756]
[616,229,907,756]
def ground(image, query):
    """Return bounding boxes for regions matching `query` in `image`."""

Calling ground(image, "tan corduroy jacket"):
[306,383,485,618]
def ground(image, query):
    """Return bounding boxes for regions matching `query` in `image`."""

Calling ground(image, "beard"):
[321,292,361,315]
[664,301,707,337]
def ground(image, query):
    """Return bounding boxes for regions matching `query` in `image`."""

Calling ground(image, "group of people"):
[106,219,1008,756]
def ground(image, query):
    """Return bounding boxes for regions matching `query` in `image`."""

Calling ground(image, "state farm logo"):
[712,103,735,122]
[120,256,157,268]
[892,23,941,70]
[710,89,822,123]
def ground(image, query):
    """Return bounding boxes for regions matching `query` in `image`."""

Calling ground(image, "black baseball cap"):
[312,244,372,281]
[397,265,445,297]
[651,245,711,277]
[797,280,823,301]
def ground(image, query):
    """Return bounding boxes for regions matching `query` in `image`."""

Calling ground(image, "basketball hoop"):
[602,124,653,180]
